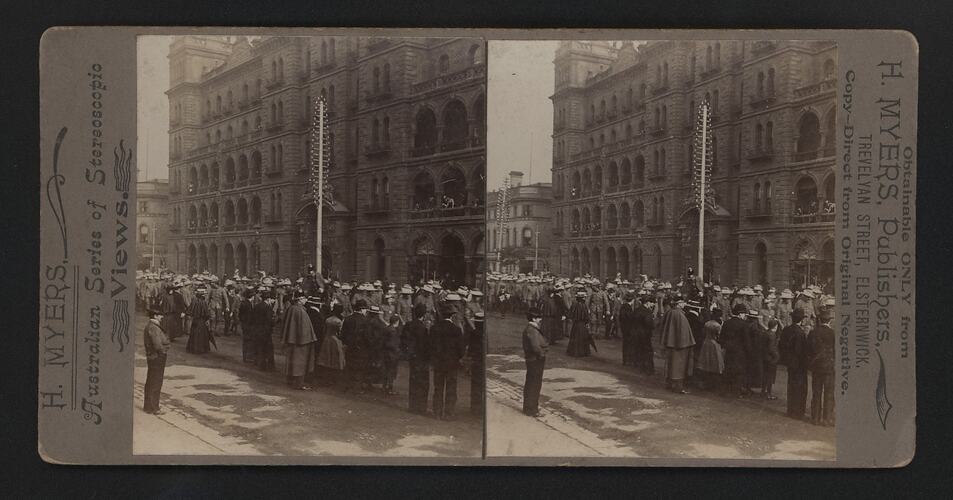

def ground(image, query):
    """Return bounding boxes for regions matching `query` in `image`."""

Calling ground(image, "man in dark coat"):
[779,308,810,419]
[522,307,548,417]
[746,311,766,394]
[252,288,276,371]
[185,288,213,354]
[305,297,325,384]
[809,309,836,426]
[619,292,637,366]
[466,312,486,415]
[632,296,657,375]
[238,290,255,363]
[540,288,564,345]
[566,292,596,357]
[159,283,185,341]
[281,292,317,390]
[142,308,170,414]
[719,304,753,397]
[341,299,371,393]
[430,302,465,420]
[404,303,431,414]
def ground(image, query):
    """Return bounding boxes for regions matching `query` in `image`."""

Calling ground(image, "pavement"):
[132,315,483,457]
[485,312,836,460]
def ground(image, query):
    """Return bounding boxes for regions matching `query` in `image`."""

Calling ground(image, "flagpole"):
[698,102,707,282]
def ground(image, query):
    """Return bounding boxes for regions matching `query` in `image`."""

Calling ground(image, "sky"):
[137,36,173,181]
[487,40,558,189]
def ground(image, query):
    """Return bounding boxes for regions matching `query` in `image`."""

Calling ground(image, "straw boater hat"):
[823,296,836,307]
[400,285,413,294]
[369,305,382,314]
[753,284,763,292]
[713,285,722,292]
[341,283,353,290]
[800,289,816,299]
[445,293,462,302]
[470,289,484,297]
[422,284,435,294]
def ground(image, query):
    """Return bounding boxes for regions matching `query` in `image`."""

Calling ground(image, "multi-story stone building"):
[166,35,486,286]
[487,171,552,274]
[550,40,837,289]
[136,178,170,270]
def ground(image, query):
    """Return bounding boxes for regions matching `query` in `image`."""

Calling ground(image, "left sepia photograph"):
[134,34,487,457]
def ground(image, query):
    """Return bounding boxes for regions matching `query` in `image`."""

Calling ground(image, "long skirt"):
[186,322,211,354]
[566,322,592,358]
[666,347,694,382]
[285,343,314,378]
[696,338,725,375]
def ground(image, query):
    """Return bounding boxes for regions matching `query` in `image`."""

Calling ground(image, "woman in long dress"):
[566,292,596,357]
[316,304,346,386]
[695,320,725,391]
[186,289,212,354]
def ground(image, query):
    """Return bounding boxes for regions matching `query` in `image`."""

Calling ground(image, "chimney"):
[509,170,524,188]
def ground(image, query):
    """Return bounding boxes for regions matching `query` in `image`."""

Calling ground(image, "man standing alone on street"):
[430,302,465,420]
[522,307,548,417]
[143,308,170,414]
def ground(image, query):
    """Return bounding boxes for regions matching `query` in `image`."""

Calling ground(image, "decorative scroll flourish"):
[46,127,69,260]
[875,350,893,430]
[113,139,132,193]
[111,299,130,352]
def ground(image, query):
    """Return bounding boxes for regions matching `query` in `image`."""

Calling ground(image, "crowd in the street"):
[136,266,485,421]
[489,269,836,427]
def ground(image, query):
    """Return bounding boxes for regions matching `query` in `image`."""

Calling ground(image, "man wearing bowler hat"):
[522,307,548,417]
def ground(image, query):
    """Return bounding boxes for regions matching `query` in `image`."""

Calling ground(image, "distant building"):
[165,35,486,286]
[487,171,553,274]
[550,40,837,289]
[137,179,170,270]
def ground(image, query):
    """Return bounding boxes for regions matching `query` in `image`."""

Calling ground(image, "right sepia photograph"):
[485,39,838,460]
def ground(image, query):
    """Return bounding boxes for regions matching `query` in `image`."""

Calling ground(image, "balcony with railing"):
[412,64,486,94]
[699,65,722,80]
[745,204,774,220]
[365,143,393,158]
[646,217,665,229]
[793,147,835,163]
[366,89,394,104]
[364,199,391,216]
[751,41,778,57]
[747,146,775,162]
[315,61,337,75]
[409,204,484,220]
[749,92,777,109]
[794,78,837,99]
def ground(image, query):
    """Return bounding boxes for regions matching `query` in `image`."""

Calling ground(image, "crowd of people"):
[488,269,836,427]
[136,266,485,421]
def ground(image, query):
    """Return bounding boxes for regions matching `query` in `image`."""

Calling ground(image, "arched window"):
[441,99,468,149]
[383,116,391,145]
[764,181,773,212]
[413,108,437,154]
[755,242,768,286]
[796,113,822,156]
[412,172,436,209]
[373,66,380,93]
[755,123,764,150]
[753,182,761,211]
[795,177,819,215]
[765,121,774,149]
[371,118,380,145]
[767,67,776,95]
[383,63,391,91]
[824,59,836,80]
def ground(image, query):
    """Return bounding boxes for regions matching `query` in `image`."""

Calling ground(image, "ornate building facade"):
[166,35,486,285]
[487,171,553,274]
[136,179,170,270]
[550,40,837,289]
